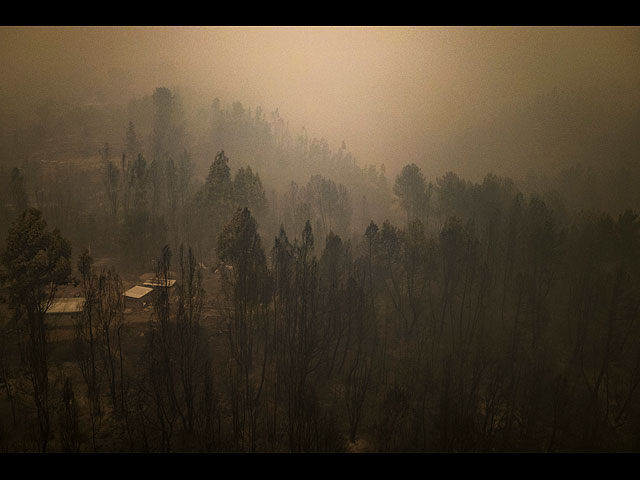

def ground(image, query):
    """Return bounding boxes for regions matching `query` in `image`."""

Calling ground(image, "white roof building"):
[124,286,154,299]
[46,298,85,315]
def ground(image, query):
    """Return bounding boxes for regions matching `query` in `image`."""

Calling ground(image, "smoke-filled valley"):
[1,26,640,453]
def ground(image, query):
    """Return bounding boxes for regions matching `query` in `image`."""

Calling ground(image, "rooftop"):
[143,279,176,288]
[46,297,85,314]
[124,285,154,299]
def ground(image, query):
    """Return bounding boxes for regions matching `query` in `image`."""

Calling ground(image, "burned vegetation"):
[1,84,640,454]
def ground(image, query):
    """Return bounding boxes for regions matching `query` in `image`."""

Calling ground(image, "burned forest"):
[2,26,640,453]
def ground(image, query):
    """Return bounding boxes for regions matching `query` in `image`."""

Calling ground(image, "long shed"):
[45,297,85,325]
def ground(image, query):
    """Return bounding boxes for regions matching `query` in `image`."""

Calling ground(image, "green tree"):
[274,221,326,452]
[233,165,266,217]
[217,207,271,451]
[174,244,206,436]
[303,175,352,241]
[205,150,233,208]
[394,163,431,225]
[75,249,102,452]
[1,208,72,452]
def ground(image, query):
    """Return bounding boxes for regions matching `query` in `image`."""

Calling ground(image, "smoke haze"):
[2,26,640,180]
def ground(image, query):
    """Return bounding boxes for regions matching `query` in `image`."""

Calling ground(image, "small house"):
[123,285,154,309]
[46,297,85,326]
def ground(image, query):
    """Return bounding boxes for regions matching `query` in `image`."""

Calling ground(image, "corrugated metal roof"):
[124,285,154,299]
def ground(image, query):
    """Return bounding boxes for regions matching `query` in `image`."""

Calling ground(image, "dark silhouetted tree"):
[1,208,72,452]
[394,163,431,225]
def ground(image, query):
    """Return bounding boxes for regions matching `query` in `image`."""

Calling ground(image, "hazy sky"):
[2,26,640,174]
